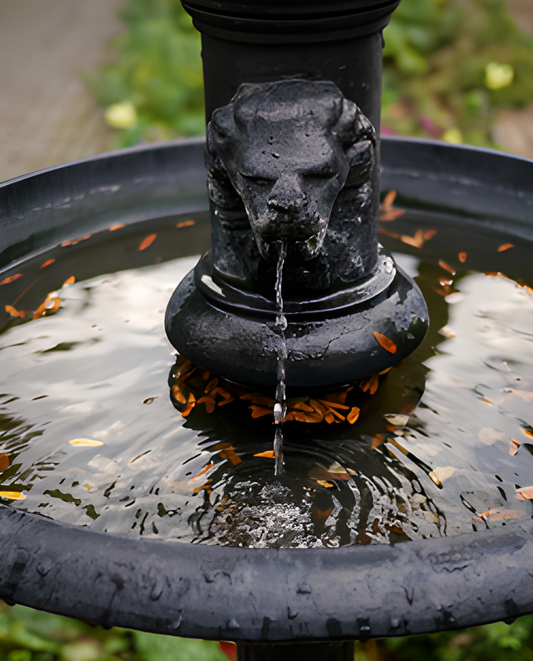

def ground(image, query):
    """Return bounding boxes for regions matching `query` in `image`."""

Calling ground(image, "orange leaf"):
[0,273,23,286]
[177,220,196,228]
[400,229,425,248]
[380,209,406,222]
[316,399,350,411]
[197,396,216,413]
[5,305,25,318]
[516,486,533,500]
[284,411,323,423]
[371,434,384,450]
[219,447,242,465]
[423,230,437,241]
[61,234,91,247]
[40,259,55,268]
[498,243,514,252]
[523,428,533,439]
[205,377,219,393]
[510,438,520,456]
[458,252,467,263]
[182,392,196,417]
[241,393,275,407]
[32,296,61,319]
[109,223,125,231]
[62,275,75,286]
[438,260,456,275]
[0,454,10,471]
[382,190,397,208]
[315,480,334,488]
[347,407,360,424]
[191,461,214,479]
[314,506,334,520]
[254,450,275,458]
[290,402,315,413]
[139,233,157,251]
[359,374,379,395]
[250,406,272,418]
[373,331,397,354]
[171,384,187,404]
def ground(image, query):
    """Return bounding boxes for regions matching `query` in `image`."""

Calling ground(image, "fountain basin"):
[1,136,533,640]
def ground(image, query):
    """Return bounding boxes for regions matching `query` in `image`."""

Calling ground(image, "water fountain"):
[2,1,533,659]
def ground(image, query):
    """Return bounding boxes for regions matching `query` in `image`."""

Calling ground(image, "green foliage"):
[3,601,533,660]
[86,0,204,147]
[88,0,533,149]
[382,0,533,146]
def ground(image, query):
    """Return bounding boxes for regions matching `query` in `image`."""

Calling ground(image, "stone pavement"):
[0,0,123,183]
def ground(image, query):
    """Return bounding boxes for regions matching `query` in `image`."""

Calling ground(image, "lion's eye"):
[241,174,275,187]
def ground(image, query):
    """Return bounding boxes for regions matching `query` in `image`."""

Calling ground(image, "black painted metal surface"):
[2,138,533,639]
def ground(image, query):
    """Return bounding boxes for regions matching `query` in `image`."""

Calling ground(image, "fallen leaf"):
[0,273,23,286]
[371,433,384,450]
[347,407,360,424]
[382,190,397,208]
[523,428,533,439]
[373,331,397,354]
[400,229,425,248]
[429,466,455,485]
[177,220,196,228]
[504,387,533,403]
[438,260,456,275]
[82,483,95,491]
[32,296,61,319]
[516,486,533,500]
[510,438,521,456]
[315,480,334,488]
[182,392,196,417]
[478,428,506,445]
[171,384,187,404]
[130,450,151,463]
[5,305,25,318]
[439,325,456,338]
[458,252,467,263]
[498,243,515,252]
[219,642,237,661]
[359,374,380,394]
[139,233,157,251]
[241,393,275,407]
[190,461,214,479]
[254,450,275,458]
[384,413,410,427]
[424,230,437,241]
[380,209,406,222]
[197,395,216,413]
[316,399,350,411]
[378,227,401,239]
[218,446,242,465]
[250,406,272,418]
[0,491,26,501]
[62,234,91,247]
[40,259,55,268]
[69,439,105,447]
[143,397,158,405]
[484,510,521,521]
[62,275,76,286]
[0,454,10,471]
[109,223,125,231]
[480,397,493,405]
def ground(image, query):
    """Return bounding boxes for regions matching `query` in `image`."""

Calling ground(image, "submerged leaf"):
[438,260,456,274]
[0,454,10,471]
[40,259,55,268]
[0,273,23,286]
[429,466,456,485]
[69,439,105,447]
[516,486,533,500]
[139,233,157,251]
[458,252,467,263]
[347,407,360,424]
[5,305,25,318]
[177,220,196,228]
[498,243,514,252]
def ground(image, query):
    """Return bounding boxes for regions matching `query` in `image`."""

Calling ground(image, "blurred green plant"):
[86,0,205,147]
[3,601,533,661]
[88,0,533,149]
[381,0,533,146]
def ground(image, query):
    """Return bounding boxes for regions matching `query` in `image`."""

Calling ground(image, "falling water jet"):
[273,241,287,476]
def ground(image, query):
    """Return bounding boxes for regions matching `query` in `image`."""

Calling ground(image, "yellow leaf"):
[0,491,26,501]
[254,450,275,458]
[315,480,334,488]
[69,439,105,447]
[429,466,455,485]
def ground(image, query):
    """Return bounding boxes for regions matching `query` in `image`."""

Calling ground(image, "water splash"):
[273,242,287,476]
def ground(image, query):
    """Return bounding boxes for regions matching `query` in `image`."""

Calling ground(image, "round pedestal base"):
[165,262,428,390]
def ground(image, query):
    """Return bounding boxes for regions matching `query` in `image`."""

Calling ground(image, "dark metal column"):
[237,641,355,661]
[181,0,400,129]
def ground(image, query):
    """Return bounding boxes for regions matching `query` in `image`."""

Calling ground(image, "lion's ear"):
[206,122,245,213]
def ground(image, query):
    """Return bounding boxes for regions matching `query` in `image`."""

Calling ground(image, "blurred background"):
[2,0,533,659]
[1,0,533,183]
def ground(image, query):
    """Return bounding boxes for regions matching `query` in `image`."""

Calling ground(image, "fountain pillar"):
[166,0,428,389]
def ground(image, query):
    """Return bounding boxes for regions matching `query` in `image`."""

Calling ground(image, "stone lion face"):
[228,125,349,262]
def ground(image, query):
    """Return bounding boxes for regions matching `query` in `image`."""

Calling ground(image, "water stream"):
[273,241,287,476]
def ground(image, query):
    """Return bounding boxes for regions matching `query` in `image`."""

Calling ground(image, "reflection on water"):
[0,213,532,546]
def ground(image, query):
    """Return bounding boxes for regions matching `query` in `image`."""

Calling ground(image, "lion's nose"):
[267,174,305,214]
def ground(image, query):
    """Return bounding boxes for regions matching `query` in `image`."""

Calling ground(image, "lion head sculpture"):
[206,79,378,292]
